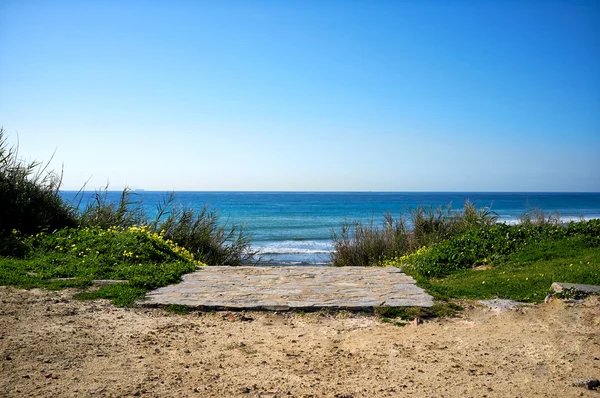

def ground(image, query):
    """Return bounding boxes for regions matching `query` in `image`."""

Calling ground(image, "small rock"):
[479,299,520,311]
[241,386,251,393]
[572,378,600,390]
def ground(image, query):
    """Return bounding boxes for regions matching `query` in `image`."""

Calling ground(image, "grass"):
[164,304,192,314]
[375,302,463,324]
[0,226,199,306]
[331,201,497,267]
[0,128,76,239]
[0,128,258,307]
[416,236,600,302]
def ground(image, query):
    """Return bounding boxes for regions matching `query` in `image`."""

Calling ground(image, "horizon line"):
[59,190,600,194]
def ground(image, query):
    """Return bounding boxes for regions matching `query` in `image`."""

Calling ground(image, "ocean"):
[60,191,600,266]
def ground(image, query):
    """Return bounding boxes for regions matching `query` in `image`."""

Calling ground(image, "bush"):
[0,128,76,241]
[72,189,257,266]
[331,214,409,267]
[401,219,600,278]
[331,201,497,267]
[0,128,256,266]
[0,226,200,305]
[76,187,146,229]
[156,203,257,266]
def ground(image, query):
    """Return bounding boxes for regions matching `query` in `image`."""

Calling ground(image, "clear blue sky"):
[1,0,599,191]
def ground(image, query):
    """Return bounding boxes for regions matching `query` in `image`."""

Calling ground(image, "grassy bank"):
[0,128,256,306]
[381,219,600,302]
[0,227,200,306]
[331,193,599,304]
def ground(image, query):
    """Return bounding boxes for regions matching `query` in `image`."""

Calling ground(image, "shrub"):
[331,214,409,267]
[331,201,497,267]
[0,128,257,266]
[0,128,76,241]
[76,187,145,229]
[1,226,201,305]
[519,207,561,226]
[155,201,257,266]
[71,189,257,266]
[400,219,600,278]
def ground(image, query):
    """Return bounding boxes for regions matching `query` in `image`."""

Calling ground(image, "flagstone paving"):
[142,266,434,311]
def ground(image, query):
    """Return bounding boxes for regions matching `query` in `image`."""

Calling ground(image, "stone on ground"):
[142,266,434,311]
[551,282,600,295]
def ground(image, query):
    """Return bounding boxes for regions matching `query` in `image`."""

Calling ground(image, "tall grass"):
[0,128,76,240]
[331,214,409,267]
[154,198,257,266]
[330,201,497,267]
[0,128,256,265]
[77,187,146,229]
[519,207,562,226]
[73,188,257,266]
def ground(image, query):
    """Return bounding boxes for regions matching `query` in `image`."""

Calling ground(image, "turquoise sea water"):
[61,192,600,265]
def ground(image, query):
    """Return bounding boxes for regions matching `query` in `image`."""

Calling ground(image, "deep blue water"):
[60,191,600,265]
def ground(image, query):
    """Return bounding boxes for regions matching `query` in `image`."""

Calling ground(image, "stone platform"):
[142,266,434,311]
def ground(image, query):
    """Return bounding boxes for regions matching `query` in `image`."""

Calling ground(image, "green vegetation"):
[0,227,198,306]
[376,302,463,325]
[1,128,598,311]
[383,219,600,303]
[0,128,76,251]
[411,234,600,302]
[0,128,255,306]
[76,189,257,266]
[164,304,192,314]
[396,221,600,278]
[331,201,497,267]
[333,200,599,304]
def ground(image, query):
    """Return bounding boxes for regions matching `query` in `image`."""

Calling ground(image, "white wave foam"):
[254,240,333,255]
[256,247,332,255]
[498,216,599,225]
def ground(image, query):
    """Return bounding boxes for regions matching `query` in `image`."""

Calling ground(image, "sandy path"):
[1,286,599,397]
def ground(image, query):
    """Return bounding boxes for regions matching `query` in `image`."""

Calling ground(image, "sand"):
[1,286,599,397]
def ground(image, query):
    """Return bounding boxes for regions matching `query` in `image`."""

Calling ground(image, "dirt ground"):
[1,286,599,398]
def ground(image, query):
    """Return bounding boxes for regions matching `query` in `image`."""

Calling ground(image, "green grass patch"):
[375,302,463,321]
[409,235,600,302]
[164,304,192,314]
[0,227,199,306]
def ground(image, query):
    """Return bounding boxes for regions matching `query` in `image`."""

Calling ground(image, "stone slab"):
[142,266,434,311]
[551,282,600,294]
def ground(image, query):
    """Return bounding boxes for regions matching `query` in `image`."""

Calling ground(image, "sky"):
[0,0,599,192]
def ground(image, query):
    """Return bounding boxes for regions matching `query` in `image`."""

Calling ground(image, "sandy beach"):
[1,286,598,397]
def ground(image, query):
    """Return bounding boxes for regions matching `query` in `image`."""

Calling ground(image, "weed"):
[0,226,197,306]
[415,236,600,302]
[0,128,76,239]
[164,304,192,314]
[375,302,462,321]
[331,201,497,267]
